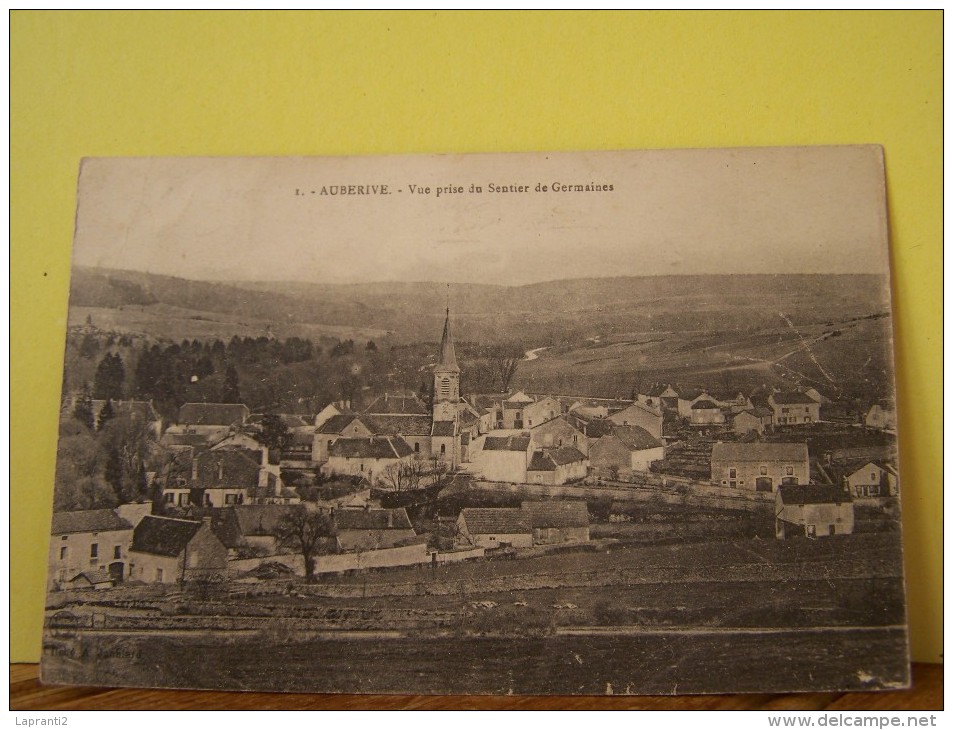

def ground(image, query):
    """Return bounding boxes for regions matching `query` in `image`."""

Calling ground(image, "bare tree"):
[493,344,523,393]
[380,458,428,493]
[275,507,334,582]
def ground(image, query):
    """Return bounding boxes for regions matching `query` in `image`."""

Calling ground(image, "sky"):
[72,146,890,286]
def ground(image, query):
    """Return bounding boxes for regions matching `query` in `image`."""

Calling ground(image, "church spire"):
[437,306,460,373]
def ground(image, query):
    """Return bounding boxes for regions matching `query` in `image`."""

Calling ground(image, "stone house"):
[526,446,588,485]
[588,425,665,472]
[472,434,533,483]
[710,442,810,492]
[845,461,899,499]
[606,401,663,439]
[521,501,590,544]
[333,507,417,552]
[128,516,228,584]
[48,508,135,590]
[455,508,533,549]
[769,391,820,425]
[775,485,854,539]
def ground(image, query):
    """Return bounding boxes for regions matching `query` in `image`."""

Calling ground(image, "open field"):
[42,533,907,694]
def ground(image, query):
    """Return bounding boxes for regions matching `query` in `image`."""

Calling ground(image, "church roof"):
[436,308,460,373]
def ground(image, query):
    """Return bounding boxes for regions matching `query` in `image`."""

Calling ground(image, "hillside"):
[69,267,890,348]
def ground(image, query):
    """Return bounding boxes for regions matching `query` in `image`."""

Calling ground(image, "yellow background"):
[11,11,942,664]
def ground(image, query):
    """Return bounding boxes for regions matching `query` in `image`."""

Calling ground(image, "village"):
[47,307,901,598]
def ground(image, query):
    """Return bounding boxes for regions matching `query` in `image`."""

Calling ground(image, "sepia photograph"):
[40,146,908,696]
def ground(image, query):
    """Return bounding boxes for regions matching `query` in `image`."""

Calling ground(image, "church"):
[316,307,482,481]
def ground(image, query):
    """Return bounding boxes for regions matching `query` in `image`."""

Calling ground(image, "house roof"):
[459,508,531,535]
[504,391,534,405]
[581,418,613,438]
[848,461,898,479]
[691,400,719,410]
[70,570,113,586]
[778,484,851,506]
[194,449,261,489]
[334,508,413,531]
[363,394,429,415]
[317,414,362,434]
[482,435,531,452]
[189,508,243,549]
[528,446,587,471]
[711,442,809,463]
[738,406,774,419]
[610,401,662,417]
[431,420,456,437]
[328,436,414,460]
[521,501,589,529]
[232,505,299,536]
[365,414,433,436]
[611,425,663,450]
[51,509,133,535]
[131,516,204,557]
[178,402,249,426]
[771,391,818,405]
[248,413,311,429]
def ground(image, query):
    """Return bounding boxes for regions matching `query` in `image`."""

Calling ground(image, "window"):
[359,463,364,472]
[414,442,420,453]
[528,419,532,426]
[225,493,238,505]
[440,377,451,397]
[804,407,809,413]
[870,472,877,482]
[59,546,67,561]
[729,468,737,479]
[760,466,768,476]
[782,407,790,414]
[165,492,175,504]
[440,444,446,454]
[156,568,164,582]
[90,543,98,559]
[113,545,122,560]
[786,466,794,476]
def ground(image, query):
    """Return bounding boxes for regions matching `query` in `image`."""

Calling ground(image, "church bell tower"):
[433,307,460,421]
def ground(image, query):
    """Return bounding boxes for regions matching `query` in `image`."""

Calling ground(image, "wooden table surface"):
[10,662,943,711]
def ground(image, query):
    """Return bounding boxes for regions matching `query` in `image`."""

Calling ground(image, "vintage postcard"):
[42,147,908,695]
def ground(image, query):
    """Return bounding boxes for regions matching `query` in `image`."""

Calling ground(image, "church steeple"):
[437,306,460,374]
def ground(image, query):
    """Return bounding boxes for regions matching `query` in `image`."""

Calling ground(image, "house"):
[689,400,725,427]
[183,448,276,507]
[731,407,773,436]
[522,396,564,429]
[322,436,415,485]
[710,442,810,491]
[314,402,344,429]
[48,508,135,589]
[456,508,533,549]
[845,461,899,499]
[521,501,590,544]
[528,415,588,454]
[775,485,854,539]
[865,402,897,431]
[128,516,228,584]
[769,391,820,426]
[472,434,533,483]
[333,508,417,552]
[314,414,372,462]
[676,388,712,418]
[589,425,665,472]
[526,446,588,485]
[607,401,663,439]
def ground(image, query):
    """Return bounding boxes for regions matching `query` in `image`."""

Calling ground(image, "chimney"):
[202,516,212,529]
[261,445,269,467]
[387,511,393,528]
[192,457,199,481]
